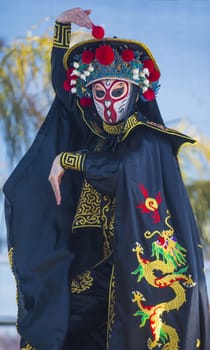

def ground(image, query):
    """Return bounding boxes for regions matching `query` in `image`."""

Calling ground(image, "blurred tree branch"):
[186,180,210,258]
[0,32,53,159]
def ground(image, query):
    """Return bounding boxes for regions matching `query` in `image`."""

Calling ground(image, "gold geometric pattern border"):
[53,22,71,48]
[60,152,86,171]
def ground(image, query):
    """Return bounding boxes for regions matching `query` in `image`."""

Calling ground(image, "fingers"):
[73,8,93,29]
[49,176,62,206]
[48,155,65,206]
[84,9,91,16]
[56,8,92,29]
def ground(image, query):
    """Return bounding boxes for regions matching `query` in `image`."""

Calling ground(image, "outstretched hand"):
[56,7,92,29]
[48,154,65,206]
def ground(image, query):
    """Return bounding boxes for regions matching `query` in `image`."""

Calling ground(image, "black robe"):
[3,22,210,350]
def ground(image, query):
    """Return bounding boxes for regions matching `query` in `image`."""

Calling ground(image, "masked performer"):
[3,7,210,350]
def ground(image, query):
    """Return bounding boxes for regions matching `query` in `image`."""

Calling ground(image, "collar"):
[103,113,142,138]
[77,99,195,144]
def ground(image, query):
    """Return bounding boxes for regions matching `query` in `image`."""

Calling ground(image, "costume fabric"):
[3,22,210,350]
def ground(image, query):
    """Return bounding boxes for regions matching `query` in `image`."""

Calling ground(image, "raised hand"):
[56,7,92,29]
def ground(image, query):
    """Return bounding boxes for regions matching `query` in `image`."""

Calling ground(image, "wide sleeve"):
[60,151,121,197]
[84,152,121,197]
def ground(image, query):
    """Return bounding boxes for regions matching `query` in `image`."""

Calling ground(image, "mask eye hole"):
[95,90,105,98]
[93,83,106,100]
[111,87,124,98]
[110,81,128,100]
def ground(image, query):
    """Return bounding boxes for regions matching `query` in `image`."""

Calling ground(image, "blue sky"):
[1,0,210,139]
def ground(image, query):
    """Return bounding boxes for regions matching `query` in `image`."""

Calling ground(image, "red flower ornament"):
[143,59,155,72]
[148,69,160,82]
[121,49,135,62]
[91,25,105,39]
[143,89,155,101]
[82,50,95,64]
[95,45,115,66]
[63,79,71,92]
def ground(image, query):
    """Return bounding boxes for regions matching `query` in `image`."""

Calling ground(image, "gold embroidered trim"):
[71,270,93,294]
[72,180,102,230]
[53,22,71,48]
[101,196,115,257]
[21,344,35,350]
[8,248,20,330]
[94,138,105,151]
[121,114,195,142]
[60,152,86,171]
[196,338,201,348]
[8,247,14,269]
[103,121,125,135]
[107,265,115,347]
[102,114,139,137]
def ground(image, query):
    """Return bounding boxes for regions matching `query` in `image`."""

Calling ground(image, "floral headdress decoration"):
[63,25,161,107]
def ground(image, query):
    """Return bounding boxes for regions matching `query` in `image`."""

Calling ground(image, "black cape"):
[3,27,210,350]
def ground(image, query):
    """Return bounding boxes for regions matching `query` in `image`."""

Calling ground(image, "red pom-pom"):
[63,79,71,92]
[143,59,155,72]
[148,69,160,82]
[95,45,115,66]
[82,50,95,64]
[121,49,135,62]
[79,97,93,107]
[143,89,155,101]
[92,25,105,39]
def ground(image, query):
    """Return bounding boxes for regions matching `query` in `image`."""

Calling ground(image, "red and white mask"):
[92,79,133,124]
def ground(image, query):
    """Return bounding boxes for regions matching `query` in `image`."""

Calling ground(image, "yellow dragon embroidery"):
[131,210,195,350]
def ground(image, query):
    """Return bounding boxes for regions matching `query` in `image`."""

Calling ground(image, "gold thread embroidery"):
[103,120,125,135]
[53,22,71,48]
[94,138,105,151]
[8,248,19,329]
[60,152,86,171]
[131,210,195,350]
[72,180,102,230]
[196,338,201,348]
[21,344,35,350]
[107,265,115,348]
[71,270,93,294]
[101,196,115,257]
[8,247,14,269]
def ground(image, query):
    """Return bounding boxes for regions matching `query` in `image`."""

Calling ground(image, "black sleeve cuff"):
[60,152,86,171]
[53,22,71,49]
